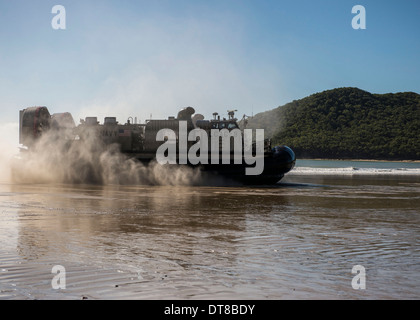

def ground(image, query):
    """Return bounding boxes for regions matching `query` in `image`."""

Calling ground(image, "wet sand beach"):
[1,170,419,300]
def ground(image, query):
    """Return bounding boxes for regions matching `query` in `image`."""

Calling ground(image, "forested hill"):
[244,87,420,160]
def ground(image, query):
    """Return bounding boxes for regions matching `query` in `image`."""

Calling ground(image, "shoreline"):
[297,158,420,163]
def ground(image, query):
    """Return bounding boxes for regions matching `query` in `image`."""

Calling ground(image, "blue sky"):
[0,0,419,129]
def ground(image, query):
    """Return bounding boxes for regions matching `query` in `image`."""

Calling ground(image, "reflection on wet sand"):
[1,176,419,299]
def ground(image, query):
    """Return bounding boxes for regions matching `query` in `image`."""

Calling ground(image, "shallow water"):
[0,169,419,299]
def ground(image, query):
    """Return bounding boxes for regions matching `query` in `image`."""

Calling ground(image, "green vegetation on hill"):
[244,87,420,160]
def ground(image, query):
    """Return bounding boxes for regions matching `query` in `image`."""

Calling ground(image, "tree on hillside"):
[246,87,420,160]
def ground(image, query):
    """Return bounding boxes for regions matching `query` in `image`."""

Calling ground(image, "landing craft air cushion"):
[16,106,295,184]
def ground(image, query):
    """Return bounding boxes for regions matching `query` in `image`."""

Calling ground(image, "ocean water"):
[294,159,420,175]
[0,160,419,300]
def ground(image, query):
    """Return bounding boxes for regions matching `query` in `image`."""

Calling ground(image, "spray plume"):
[10,127,213,186]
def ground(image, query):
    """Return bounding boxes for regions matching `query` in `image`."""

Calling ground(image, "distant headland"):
[244,87,420,161]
